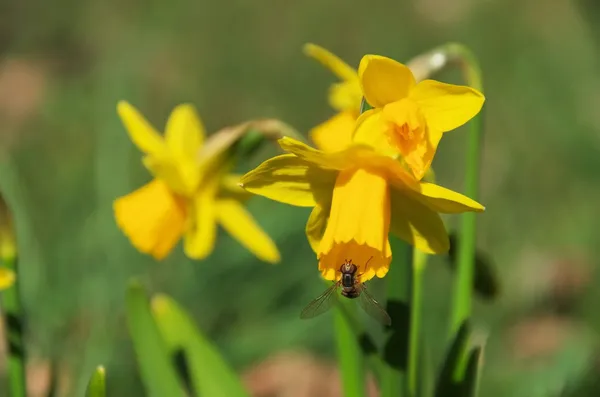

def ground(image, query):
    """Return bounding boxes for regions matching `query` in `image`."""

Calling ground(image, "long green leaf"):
[435,321,470,397]
[85,366,106,397]
[125,281,184,397]
[463,347,483,397]
[151,294,249,397]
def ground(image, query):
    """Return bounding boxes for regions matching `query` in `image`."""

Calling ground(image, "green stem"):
[334,301,365,397]
[439,44,484,337]
[3,256,26,397]
[407,250,427,396]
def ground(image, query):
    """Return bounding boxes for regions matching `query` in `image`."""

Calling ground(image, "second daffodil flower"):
[355,55,485,180]
[240,136,485,282]
[304,44,362,153]
[113,101,280,263]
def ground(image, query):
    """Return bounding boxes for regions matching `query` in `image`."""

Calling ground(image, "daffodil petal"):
[117,101,166,156]
[216,199,280,264]
[114,179,186,260]
[305,201,330,253]
[0,268,15,290]
[402,128,443,181]
[142,155,198,197]
[358,55,416,108]
[310,111,356,153]
[409,80,485,132]
[165,104,205,159]
[277,137,349,169]
[353,108,398,157]
[329,81,363,113]
[389,189,449,254]
[411,182,485,213]
[303,43,357,81]
[239,154,337,207]
[184,184,217,260]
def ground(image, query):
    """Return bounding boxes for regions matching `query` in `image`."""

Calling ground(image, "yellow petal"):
[184,183,218,260]
[165,104,205,160]
[409,80,485,132]
[142,155,199,197]
[410,182,485,213]
[117,101,166,156]
[305,202,330,253]
[216,199,280,263]
[310,111,356,153]
[329,80,363,113]
[0,268,15,290]
[402,128,443,181]
[318,168,391,282]
[353,108,398,158]
[389,189,449,254]
[277,137,349,169]
[303,43,357,81]
[114,179,186,260]
[358,55,416,108]
[239,154,337,207]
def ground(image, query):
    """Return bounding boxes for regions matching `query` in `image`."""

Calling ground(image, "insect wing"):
[358,284,392,326]
[300,283,339,319]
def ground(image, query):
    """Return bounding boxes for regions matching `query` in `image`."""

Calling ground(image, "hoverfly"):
[300,258,392,325]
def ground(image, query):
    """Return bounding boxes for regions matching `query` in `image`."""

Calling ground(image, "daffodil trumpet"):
[113,101,283,264]
[240,136,485,282]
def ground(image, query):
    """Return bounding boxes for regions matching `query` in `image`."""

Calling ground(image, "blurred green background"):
[2,0,600,395]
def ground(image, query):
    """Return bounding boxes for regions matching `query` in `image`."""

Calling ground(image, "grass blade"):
[125,281,184,397]
[435,321,470,397]
[151,294,249,397]
[463,347,483,397]
[85,366,106,397]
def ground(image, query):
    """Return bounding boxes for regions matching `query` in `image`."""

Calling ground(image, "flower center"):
[382,98,426,157]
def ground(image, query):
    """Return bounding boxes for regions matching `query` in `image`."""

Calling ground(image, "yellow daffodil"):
[355,55,485,180]
[0,268,15,290]
[304,44,362,153]
[240,137,484,282]
[113,101,280,263]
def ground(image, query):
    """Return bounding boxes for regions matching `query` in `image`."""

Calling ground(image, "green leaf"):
[85,366,106,397]
[125,281,184,397]
[151,294,250,397]
[435,321,484,397]
[435,321,470,397]
[463,347,483,397]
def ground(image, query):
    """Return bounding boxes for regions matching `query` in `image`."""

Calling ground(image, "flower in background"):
[355,55,485,180]
[240,137,484,281]
[113,101,280,263]
[303,44,362,153]
[0,195,15,290]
